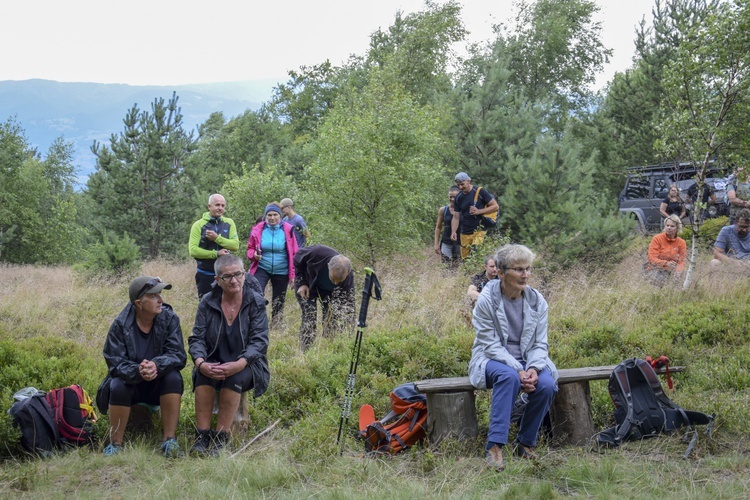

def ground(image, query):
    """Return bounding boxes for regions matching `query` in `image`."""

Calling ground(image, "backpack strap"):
[406,408,421,432]
[71,385,97,421]
[635,359,685,429]
[612,362,635,443]
[635,359,713,457]
[392,433,407,452]
[473,187,482,204]
[379,409,399,426]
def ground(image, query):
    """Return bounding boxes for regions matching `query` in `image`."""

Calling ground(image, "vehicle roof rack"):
[625,160,722,175]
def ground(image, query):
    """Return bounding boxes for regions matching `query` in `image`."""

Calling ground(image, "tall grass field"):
[1,244,749,498]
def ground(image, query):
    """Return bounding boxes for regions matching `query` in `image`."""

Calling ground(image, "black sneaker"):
[210,430,230,457]
[190,429,213,457]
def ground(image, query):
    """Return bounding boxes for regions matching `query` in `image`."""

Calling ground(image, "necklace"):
[223,299,240,321]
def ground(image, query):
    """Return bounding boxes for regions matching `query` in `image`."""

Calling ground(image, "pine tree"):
[88,92,197,258]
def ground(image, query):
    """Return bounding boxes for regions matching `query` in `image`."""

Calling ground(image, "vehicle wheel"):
[628,214,647,236]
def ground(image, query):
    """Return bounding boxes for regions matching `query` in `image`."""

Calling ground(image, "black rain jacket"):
[102,303,187,384]
[188,282,270,398]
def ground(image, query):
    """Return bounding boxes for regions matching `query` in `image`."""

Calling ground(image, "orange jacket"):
[647,233,687,271]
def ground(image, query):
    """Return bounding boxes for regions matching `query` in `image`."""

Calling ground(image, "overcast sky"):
[1,0,654,90]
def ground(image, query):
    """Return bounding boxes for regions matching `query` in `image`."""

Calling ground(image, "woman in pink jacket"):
[247,203,299,328]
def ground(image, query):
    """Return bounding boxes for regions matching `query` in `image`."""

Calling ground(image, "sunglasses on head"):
[136,277,163,301]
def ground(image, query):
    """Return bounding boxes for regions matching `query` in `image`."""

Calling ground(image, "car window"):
[625,176,650,200]
[653,176,670,199]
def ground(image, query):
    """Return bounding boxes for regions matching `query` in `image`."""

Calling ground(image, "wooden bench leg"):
[127,404,158,435]
[213,391,249,434]
[426,391,478,444]
[550,381,595,446]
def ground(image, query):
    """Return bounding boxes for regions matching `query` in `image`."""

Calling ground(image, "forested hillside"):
[1,0,748,270]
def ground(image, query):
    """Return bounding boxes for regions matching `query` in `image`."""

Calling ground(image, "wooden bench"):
[128,392,249,435]
[414,365,685,446]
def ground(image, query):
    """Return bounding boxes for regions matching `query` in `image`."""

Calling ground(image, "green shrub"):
[0,337,103,457]
[682,216,728,249]
[700,216,729,243]
[659,301,750,347]
[74,231,141,277]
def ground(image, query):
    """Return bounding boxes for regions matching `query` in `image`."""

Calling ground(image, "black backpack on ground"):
[9,391,60,457]
[596,358,713,457]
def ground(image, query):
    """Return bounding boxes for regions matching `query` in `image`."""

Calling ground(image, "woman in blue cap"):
[246,202,299,328]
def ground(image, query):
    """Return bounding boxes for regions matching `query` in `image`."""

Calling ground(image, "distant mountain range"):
[0,78,277,183]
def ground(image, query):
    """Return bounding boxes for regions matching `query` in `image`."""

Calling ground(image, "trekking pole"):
[337,267,382,447]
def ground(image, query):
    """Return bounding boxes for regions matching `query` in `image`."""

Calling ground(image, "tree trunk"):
[550,381,595,446]
[426,391,478,444]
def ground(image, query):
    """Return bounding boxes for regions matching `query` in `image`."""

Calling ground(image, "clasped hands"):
[139,359,158,381]
[519,369,538,393]
[197,358,247,380]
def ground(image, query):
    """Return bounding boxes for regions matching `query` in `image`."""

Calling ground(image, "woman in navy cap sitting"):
[100,276,187,457]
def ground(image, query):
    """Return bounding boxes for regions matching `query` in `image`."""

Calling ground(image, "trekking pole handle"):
[357,267,382,328]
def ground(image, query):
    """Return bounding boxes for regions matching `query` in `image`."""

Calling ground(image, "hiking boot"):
[103,443,122,456]
[514,442,539,460]
[485,444,505,471]
[161,437,183,459]
[210,430,230,457]
[190,429,213,457]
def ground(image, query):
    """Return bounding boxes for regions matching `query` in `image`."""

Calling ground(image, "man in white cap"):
[280,197,310,247]
[451,172,499,259]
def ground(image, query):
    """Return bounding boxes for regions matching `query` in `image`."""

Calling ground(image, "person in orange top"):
[645,214,687,284]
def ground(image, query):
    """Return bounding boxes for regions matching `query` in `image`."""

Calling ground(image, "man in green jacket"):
[189,194,240,297]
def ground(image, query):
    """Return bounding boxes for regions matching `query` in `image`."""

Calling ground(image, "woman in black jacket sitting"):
[188,254,270,456]
[101,276,187,457]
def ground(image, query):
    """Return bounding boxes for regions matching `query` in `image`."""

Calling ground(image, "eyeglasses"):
[219,271,245,282]
[136,277,163,301]
[504,267,532,275]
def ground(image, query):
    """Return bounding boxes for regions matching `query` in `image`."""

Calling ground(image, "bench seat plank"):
[415,364,685,446]
[414,366,684,393]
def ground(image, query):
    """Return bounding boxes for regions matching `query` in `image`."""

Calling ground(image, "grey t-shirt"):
[502,295,524,362]
[715,225,750,259]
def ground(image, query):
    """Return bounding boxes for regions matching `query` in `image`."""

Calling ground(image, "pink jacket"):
[246,221,298,281]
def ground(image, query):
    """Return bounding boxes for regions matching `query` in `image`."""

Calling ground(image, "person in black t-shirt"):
[101,276,187,457]
[451,172,499,259]
[188,254,270,456]
[434,186,461,265]
[467,255,498,305]
[686,181,716,221]
[659,184,686,219]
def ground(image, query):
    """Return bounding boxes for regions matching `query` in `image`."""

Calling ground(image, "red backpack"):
[358,383,428,454]
[45,385,97,446]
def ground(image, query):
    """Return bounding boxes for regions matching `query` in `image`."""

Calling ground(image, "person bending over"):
[294,245,355,351]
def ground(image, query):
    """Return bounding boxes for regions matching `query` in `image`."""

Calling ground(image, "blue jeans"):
[485,359,557,447]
